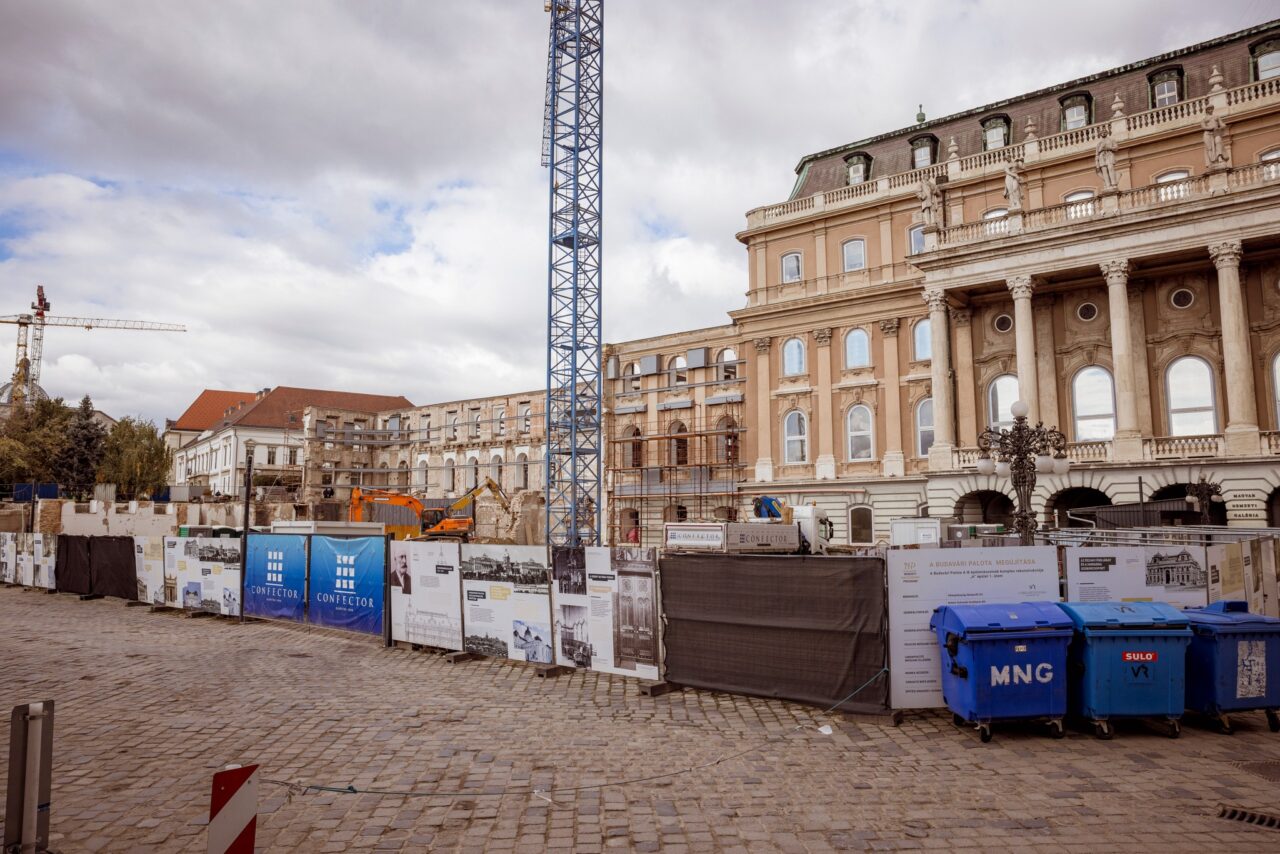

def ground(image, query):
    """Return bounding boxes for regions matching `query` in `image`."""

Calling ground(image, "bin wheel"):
[1215,714,1233,735]
[1093,720,1113,740]
[978,724,992,743]
[953,713,966,728]
[1168,719,1181,739]
[1048,719,1065,739]
[1266,710,1279,733]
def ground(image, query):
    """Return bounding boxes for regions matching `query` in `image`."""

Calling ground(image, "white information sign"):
[389,540,464,651]
[1064,546,1209,609]
[887,546,1061,709]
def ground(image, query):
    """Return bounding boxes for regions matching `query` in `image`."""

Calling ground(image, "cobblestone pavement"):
[3,587,1280,852]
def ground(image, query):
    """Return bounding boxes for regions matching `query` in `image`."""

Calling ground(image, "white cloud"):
[0,0,1267,421]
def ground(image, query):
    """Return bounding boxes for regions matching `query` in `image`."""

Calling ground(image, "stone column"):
[1099,260,1143,460]
[814,229,828,295]
[1033,299,1060,430]
[813,327,836,479]
[924,288,955,470]
[1127,282,1154,436]
[952,309,978,447]
[1006,275,1040,422]
[879,319,905,477]
[753,337,775,481]
[1210,240,1261,455]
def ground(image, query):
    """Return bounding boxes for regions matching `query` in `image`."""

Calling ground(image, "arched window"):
[783,410,807,463]
[913,318,931,361]
[1252,38,1280,81]
[916,398,935,457]
[669,355,688,386]
[494,407,506,436]
[517,452,530,490]
[466,456,479,491]
[1073,366,1116,440]
[849,506,874,544]
[847,404,873,461]
[623,425,644,468]
[844,328,870,369]
[842,238,866,272]
[444,459,456,493]
[490,454,503,485]
[1155,169,1191,201]
[622,361,641,392]
[621,508,640,542]
[908,224,926,256]
[1060,92,1092,131]
[782,337,806,376]
[717,347,738,381]
[448,416,459,441]
[981,115,1010,151]
[398,460,409,487]
[519,405,532,433]
[987,374,1020,430]
[1167,356,1218,435]
[664,504,689,523]
[982,207,1009,236]
[781,252,802,283]
[1261,148,1280,180]
[668,421,689,467]
[472,411,482,438]
[715,416,738,464]
[1065,189,1096,219]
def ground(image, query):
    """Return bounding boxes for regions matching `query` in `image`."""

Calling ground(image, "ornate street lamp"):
[975,400,1069,546]
[1185,475,1225,526]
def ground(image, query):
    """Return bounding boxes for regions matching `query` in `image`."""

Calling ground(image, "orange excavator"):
[349,478,511,541]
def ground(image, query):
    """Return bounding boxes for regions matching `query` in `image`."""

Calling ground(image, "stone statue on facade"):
[1095,125,1118,191]
[1201,104,1228,169]
[918,177,943,228]
[1002,158,1025,211]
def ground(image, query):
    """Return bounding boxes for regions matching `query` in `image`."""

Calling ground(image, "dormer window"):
[910,135,938,170]
[1060,93,1092,131]
[981,115,1010,151]
[1149,68,1182,108]
[844,153,872,185]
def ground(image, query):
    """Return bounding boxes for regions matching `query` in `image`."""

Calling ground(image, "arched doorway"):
[1046,487,1111,528]
[954,490,1015,528]
[1267,487,1280,528]
[1150,483,1227,526]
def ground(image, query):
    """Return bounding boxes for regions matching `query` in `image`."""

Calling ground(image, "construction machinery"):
[349,478,512,542]
[1,286,186,407]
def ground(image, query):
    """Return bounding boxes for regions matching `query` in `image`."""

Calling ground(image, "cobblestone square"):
[2,587,1280,852]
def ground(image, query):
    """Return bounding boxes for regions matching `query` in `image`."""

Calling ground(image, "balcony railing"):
[1144,434,1222,458]
[744,76,1280,231]
[1265,432,1280,455]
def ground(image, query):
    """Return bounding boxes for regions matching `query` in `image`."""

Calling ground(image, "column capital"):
[879,318,901,336]
[753,336,773,353]
[1006,275,1035,300]
[922,288,949,313]
[951,309,971,327]
[1209,240,1243,270]
[1099,259,1130,285]
[813,327,833,346]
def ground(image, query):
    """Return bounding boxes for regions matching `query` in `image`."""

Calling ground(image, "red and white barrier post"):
[208,763,258,854]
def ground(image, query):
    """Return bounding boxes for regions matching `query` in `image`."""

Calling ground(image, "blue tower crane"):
[542,0,604,547]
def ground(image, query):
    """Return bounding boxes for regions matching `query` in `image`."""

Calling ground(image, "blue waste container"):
[1057,601,1192,739]
[931,602,1073,742]
[1184,600,1280,734]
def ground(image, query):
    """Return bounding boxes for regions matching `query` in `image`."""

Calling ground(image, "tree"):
[0,397,72,483]
[54,396,107,498]
[98,417,173,499]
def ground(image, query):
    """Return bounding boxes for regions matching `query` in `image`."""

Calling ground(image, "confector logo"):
[266,550,284,585]
[336,554,356,591]
[1122,651,1157,662]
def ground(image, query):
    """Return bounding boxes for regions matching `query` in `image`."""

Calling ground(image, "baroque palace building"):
[287,21,1280,548]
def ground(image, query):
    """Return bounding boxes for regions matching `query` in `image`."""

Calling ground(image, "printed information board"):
[887,546,1061,709]
[244,534,308,622]
[1064,546,1209,609]
[461,544,553,662]
[389,540,464,650]
[133,537,167,605]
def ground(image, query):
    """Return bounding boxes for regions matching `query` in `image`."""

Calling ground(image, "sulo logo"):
[991,663,1054,686]
[1122,651,1157,662]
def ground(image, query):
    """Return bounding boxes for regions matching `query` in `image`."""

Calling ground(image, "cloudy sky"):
[0,0,1270,424]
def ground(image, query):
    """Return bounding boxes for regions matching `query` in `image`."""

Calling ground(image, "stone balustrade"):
[1145,434,1223,459]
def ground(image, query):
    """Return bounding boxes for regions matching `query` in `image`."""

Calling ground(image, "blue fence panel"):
[308,536,385,635]
[244,534,308,622]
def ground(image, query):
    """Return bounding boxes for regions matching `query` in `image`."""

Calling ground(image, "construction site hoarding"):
[165,537,242,616]
[244,534,308,622]
[0,532,14,584]
[1063,545,1210,609]
[461,544,552,662]
[662,522,800,553]
[133,537,167,605]
[389,540,463,651]
[307,536,384,634]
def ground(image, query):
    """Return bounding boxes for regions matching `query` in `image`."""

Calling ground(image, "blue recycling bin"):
[1184,601,1280,733]
[1057,601,1192,739]
[931,602,1073,742]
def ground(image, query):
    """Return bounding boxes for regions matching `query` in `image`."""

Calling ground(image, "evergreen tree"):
[55,395,107,498]
[98,417,172,499]
[0,396,72,483]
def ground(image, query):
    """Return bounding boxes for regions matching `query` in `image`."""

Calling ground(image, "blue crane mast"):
[542,0,604,546]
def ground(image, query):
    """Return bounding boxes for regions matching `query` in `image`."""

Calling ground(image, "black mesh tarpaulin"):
[659,553,889,714]
[54,535,91,595]
[90,536,138,600]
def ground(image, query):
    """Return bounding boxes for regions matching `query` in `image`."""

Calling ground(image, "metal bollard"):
[4,700,55,854]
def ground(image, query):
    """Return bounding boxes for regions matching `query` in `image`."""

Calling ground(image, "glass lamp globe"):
[1052,456,1069,475]
[1010,400,1030,419]
[1035,454,1054,474]
[976,456,996,476]
[995,460,1011,478]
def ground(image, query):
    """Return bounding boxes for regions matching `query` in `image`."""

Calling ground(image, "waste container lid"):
[1057,600,1189,629]
[931,601,1071,634]
[1186,600,1280,629]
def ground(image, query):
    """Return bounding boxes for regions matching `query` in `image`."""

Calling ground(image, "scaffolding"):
[607,404,746,546]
